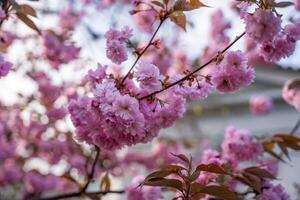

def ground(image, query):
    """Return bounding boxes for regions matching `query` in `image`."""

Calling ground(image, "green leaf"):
[16,12,41,34]
[200,185,240,200]
[144,178,183,191]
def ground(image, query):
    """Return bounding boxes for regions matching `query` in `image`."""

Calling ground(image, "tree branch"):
[138,32,246,101]
[35,146,106,200]
[290,116,300,135]
[121,17,167,84]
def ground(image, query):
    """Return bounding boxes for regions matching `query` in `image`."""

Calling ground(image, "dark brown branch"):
[290,116,300,135]
[121,17,167,84]
[138,32,246,101]
[36,146,104,200]
[36,190,125,200]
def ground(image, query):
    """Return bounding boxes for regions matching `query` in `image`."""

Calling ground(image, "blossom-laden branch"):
[138,32,246,100]
[121,16,167,84]
[35,147,125,200]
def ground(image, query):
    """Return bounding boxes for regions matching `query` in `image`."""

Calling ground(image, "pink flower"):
[222,126,263,162]
[282,79,300,112]
[257,183,290,200]
[106,40,129,64]
[113,94,140,120]
[58,6,83,30]
[259,35,296,62]
[43,31,80,69]
[0,8,6,20]
[133,11,156,33]
[0,55,12,78]
[210,10,231,43]
[135,61,162,93]
[245,9,281,43]
[86,63,107,88]
[171,74,214,100]
[105,26,133,64]
[294,0,300,11]
[249,95,273,115]
[24,171,57,194]
[211,51,255,93]
[46,107,67,121]
[285,20,300,41]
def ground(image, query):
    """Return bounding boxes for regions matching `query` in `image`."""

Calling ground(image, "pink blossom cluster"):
[0,30,15,50]
[133,10,156,33]
[171,74,214,100]
[257,182,290,200]
[0,8,6,20]
[282,80,300,112]
[0,54,12,78]
[126,176,162,200]
[243,7,300,62]
[211,50,255,93]
[210,10,231,44]
[70,60,218,150]
[250,95,273,115]
[221,126,263,162]
[58,6,84,31]
[24,171,57,198]
[294,0,300,11]
[105,26,133,64]
[43,31,80,69]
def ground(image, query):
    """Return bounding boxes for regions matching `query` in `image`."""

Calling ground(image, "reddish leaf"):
[196,164,228,175]
[151,1,164,8]
[100,173,111,192]
[241,173,262,193]
[189,169,200,182]
[244,167,276,179]
[144,178,183,191]
[173,0,208,11]
[189,182,205,195]
[171,153,190,163]
[288,79,300,90]
[275,1,294,7]
[145,169,174,181]
[16,12,41,34]
[170,11,186,31]
[20,4,37,17]
[164,164,185,172]
[200,185,240,200]
[278,142,291,160]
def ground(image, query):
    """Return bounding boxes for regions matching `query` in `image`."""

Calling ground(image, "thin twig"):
[290,116,300,135]
[36,190,125,200]
[138,32,246,101]
[121,17,167,84]
[36,147,104,200]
